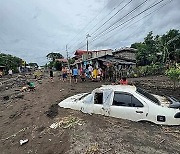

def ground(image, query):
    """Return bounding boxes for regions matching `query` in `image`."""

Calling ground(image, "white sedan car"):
[59,85,180,126]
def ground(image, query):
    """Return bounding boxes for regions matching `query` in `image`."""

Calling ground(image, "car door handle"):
[136,111,143,113]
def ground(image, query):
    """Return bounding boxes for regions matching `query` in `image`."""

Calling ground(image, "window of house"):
[94,93,103,104]
[113,93,131,107]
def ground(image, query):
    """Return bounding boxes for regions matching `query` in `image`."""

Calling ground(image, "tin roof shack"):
[72,49,113,69]
[74,50,87,60]
[0,66,5,77]
[91,49,113,59]
[113,48,136,63]
[90,55,136,80]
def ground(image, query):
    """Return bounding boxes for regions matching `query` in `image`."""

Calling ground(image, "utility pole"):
[66,45,68,61]
[66,44,70,68]
[86,34,91,51]
[66,44,71,83]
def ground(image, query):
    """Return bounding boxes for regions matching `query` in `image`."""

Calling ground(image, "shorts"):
[50,72,53,77]
[63,73,67,78]
[73,75,78,79]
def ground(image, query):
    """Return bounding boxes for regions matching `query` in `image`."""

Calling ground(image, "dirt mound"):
[45,104,59,119]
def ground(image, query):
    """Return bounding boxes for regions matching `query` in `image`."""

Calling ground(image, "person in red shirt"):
[119,77,128,85]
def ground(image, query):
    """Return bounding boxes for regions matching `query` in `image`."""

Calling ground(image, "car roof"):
[99,85,137,93]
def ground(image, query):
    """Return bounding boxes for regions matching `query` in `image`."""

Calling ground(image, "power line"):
[76,0,154,50]
[67,0,127,51]
[69,0,134,53]
[91,0,156,42]
[90,0,133,36]
[66,0,118,49]
[76,0,151,50]
[90,0,166,45]
[93,0,172,47]
[87,0,126,34]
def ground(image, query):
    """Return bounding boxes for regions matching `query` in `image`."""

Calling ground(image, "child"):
[119,77,128,85]
[27,82,35,91]
[49,68,53,82]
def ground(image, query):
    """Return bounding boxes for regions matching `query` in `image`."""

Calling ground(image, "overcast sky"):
[0,0,180,65]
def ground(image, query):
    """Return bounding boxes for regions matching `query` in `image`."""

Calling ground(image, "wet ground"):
[0,73,179,154]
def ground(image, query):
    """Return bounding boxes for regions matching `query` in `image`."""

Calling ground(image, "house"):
[113,47,136,63]
[74,50,88,60]
[72,49,113,68]
[71,48,137,79]
[55,58,68,67]
[91,49,113,59]
[55,58,68,63]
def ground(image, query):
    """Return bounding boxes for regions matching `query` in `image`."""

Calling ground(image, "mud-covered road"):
[0,73,179,154]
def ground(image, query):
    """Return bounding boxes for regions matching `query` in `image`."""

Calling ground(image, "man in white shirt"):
[8,69,13,76]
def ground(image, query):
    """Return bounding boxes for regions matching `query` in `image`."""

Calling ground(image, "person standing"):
[98,67,102,81]
[88,65,93,78]
[109,66,113,82]
[62,66,67,82]
[49,68,53,82]
[72,67,78,83]
[8,69,13,76]
[92,67,98,81]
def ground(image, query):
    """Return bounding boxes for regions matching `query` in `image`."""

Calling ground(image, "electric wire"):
[72,0,150,51]
[92,0,172,48]
[69,0,135,53]
[66,0,119,49]
[90,0,166,45]
[67,0,128,51]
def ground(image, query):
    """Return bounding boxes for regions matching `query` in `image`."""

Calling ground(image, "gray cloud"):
[0,0,179,65]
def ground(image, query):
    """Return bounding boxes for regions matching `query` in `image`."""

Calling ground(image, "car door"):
[92,92,104,115]
[93,89,114,116]
[109,92,148,122]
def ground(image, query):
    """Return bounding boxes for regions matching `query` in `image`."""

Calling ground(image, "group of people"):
[61,65,104,83]
[49,65,105,83]
[49,65,129,85]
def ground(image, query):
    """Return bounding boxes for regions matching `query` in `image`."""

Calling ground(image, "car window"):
[131,96,144,107]
[113,93,131,107]
[136,88,160,105]
[94,93,103,104]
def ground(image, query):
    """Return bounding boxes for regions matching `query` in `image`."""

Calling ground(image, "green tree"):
[161,29,180,63]
[0,53,23,73]
[54,61,62,71]
[29,63,39,68]
[165,67,180,89]
[46,52,64,61]
[68,58,75,65]
[144,31,158,64]
[131,29,180,66]
[46,52,64,69]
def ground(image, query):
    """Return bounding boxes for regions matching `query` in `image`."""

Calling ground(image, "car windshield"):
[78,93,91,100]
[136,88,161,105]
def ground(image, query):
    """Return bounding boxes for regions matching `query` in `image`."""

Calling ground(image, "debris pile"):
[0,73,39,102]
[85,143,100,154]
[50,116,83,129]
